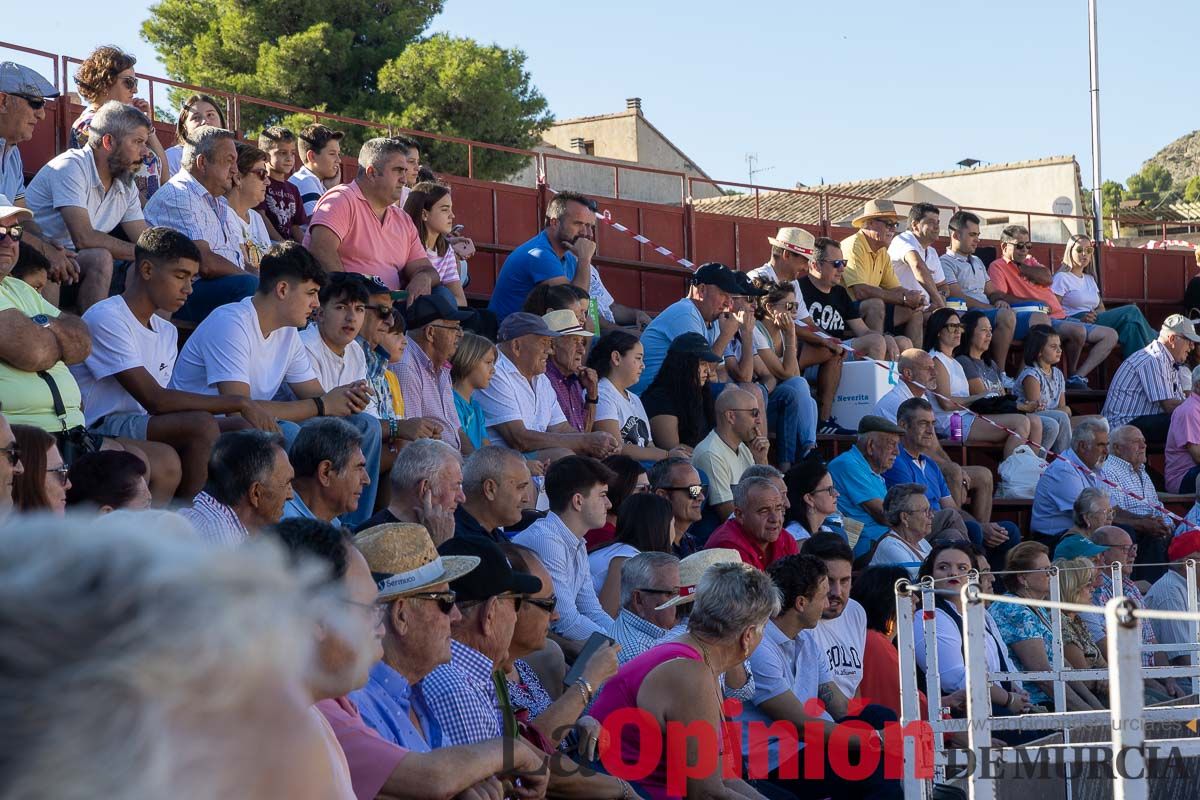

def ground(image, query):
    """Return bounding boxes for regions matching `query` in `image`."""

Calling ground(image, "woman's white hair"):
[0,513,330,800]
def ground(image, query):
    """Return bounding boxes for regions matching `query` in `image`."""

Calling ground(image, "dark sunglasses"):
[10,94,47,110]
[366,303,394,319]
[732,406,761,418]
[523,595,557,613]
[819,258,848,269]
[407,590,457,615]
[0,444,20,467]
[120,76,138,91]
[246,167,270,181]
[0,225,24,243]
[664,484,704,500]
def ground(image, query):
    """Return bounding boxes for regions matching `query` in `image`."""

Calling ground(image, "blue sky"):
[6,0,1196,196]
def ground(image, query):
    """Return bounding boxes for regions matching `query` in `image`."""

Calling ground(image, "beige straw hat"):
[355,523,480,600]
[851,199,903,229]
[655,547,743,610]
[767,227,817,259]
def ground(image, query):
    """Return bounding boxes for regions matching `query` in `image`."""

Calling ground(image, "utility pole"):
[1088,0,1104,245]
[746,153,774,184]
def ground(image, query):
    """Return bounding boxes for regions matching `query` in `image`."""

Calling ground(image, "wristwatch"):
[31,314,51,328]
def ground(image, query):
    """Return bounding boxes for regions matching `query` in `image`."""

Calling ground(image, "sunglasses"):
[246,167,270,181]
[120,76,139,91]
[365,304,394,319]
[0,444,20,467]
[523,594,557,613]
[664,484,704,499]
[0,225,24,243]
[407,590,457,615]
[820,258,848,269]
[46,464,70,485]
[637,586,681,597]
[732,407,761,418]
[10,94,47,110]
[1011,242,1031,250]
[781,301,800,312]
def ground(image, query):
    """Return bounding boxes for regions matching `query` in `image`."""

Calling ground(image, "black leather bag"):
[37,370,101,465]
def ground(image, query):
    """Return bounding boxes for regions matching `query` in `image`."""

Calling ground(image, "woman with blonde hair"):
[1055,556,1108,701]
[450,332,497,453]
[1052,233,1154,356]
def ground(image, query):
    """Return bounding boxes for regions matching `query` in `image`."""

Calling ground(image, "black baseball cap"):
[668,332,722,363]
[405,292,473,328]
[733,270,769,298]
[691,262,742,294]
[438,535,542,602]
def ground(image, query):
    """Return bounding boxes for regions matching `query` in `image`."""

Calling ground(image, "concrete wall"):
[543,116,638,161]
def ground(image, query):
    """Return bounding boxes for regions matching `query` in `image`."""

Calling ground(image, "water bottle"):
[588,298,601,336]
[949,412,963,443]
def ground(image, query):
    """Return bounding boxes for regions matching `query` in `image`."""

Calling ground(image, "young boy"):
[11,243,50,295]
[71,226,277,498]
[256,126,307,243]
[302,273,370,393]
[290,124,345,219]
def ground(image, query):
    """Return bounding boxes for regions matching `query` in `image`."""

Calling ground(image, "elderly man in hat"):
[475,311,618,463]
[841,200,927,345]
[1103,314,1200,443]
[826,415,904,558]
[541,308,598,435]
[1145,530,1200,691]
[397,293,473,450]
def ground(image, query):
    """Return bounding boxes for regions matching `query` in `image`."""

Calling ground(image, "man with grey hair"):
[283,418,370,527]
[305,136,443,304]
[1032,416,1111,541]
[353,437,464,542]
[24,100,150,310]
[1166,364,1200,494]
[0,515,348,800]
[1101,424,1172,580]
[1104,314,1200,441]
[145,125,256,322]
[706,474,796,570]
[609,551,682,664]
[456,445,532,541]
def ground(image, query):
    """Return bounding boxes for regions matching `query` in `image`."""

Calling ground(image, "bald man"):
[691,386,770,520]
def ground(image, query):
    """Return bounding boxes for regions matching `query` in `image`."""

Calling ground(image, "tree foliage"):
[141,1,553,179]
[1184,175,1200,204]
[1100,180,1125,218]
[1125,163,1174,207]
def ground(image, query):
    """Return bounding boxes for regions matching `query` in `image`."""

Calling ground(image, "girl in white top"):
[587,493,675,616]
[1014,324,1073,454]
[403,182,470,307]
[588,330,688,462]
[926,308,1034,458]
[1052,233,1154,357]
[227,144,273,271]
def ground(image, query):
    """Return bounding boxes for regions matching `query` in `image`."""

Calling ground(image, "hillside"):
[1144,129,1200,186]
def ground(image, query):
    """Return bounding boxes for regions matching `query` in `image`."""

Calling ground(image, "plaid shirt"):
[1100,454,1171,525]
[544,360,586,432]
[396,336,460,449]
[178,491,248,547]
[612,608,669,665]
[1086,572,1158,666]
[419,639,503,746]
[145,168,242,267]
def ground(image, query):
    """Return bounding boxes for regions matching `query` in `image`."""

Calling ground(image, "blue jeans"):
[175,273,259,323]
[279,412,382,528]
[767,376,817,464]
[964,520,1021,572]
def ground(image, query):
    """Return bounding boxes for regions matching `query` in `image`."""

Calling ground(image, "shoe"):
[818,417,856,436]
[1066,375,1090,390]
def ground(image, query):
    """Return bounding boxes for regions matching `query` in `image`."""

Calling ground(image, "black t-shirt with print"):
[797,275,859,340]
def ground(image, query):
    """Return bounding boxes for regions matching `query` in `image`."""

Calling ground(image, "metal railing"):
[895,562,1200,799]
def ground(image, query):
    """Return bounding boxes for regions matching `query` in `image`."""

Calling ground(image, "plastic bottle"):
[588,298,601,336]
[949,412,963,443]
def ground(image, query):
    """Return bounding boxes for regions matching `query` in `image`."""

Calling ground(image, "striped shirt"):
[1102,339,1183,427]
[145,168,243,267]
[513,512,614,641]
[1100,454,1171,525]
[395,337,460,449]
[178,491,248,547]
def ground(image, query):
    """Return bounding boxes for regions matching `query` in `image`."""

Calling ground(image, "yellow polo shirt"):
[0,276,84,431]
[841,231,901,290]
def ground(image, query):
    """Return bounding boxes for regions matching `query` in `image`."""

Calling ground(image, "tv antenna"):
[746,153,775,184]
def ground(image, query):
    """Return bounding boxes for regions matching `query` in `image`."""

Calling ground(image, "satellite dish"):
[1052,196,1073,215]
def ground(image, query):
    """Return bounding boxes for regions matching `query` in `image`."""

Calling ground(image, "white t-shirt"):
[475,352,567,447]
[72,296,178,425]
[230,208,273,271]
[595,377,653,448]
[887,231,948,303]
[587,541,639,595]
[746,263,809,323]
[1050,270,1100,317]
[170,297,317,399]
[300,325,367,392]
[809,597,868,699]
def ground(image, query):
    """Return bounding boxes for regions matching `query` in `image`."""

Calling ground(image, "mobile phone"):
[563,631,615,687]
[450,224,465,236]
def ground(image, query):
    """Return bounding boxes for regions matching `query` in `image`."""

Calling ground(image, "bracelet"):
[585,396,599,405]
[387,418,399,441]
[313,396,326,417]
[574,677,594,704]
[617,779,635,800]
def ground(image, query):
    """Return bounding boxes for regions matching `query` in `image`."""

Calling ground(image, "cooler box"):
[830,360,899,430]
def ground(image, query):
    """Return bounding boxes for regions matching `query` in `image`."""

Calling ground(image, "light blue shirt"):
[1031,448,1104,537]
[281,491,342,528]
[350,660,440,752]
[513,511,613,641]
[488,229,576,321]
[0,140,25,202]
[827,445,889,557]
[145,168,243,267]
[632,296,719,394]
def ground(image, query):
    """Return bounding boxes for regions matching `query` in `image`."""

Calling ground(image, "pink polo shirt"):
[316,696,408,800]
[306,181,428,290]
[987,258,1065,318]
[1166,392,1200,492]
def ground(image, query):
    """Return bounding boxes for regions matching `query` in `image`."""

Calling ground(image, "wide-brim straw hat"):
[851,199,903,229]
[767,227,817,259]
[655,547,743,610]
[355,522,480,600]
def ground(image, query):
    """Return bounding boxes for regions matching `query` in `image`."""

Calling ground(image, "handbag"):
[37,370,101,465]
[967,394,1020,415]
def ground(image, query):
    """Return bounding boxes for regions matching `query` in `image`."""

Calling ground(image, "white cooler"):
[830,360,899,430]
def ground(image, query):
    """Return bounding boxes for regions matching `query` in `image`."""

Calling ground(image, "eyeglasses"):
[1107,543,1137,556]
[874,221,899,230]
[663,484,704,499]
[246,167,270,181]
[1010,242,1031,251]
[0,444,20,467]
[731,407,761,418]
[10,94,47,110]
[637,586,681,596]
[343,598,388,625]
[46,464,70,485]
[428,323,463,335]
[365,304,394,319]
[120,76,139,91]
[522,594,557,613]
[501,593,524,611]
[809,485,838,497]
[634,483,652,493]
[406,590,457,615]
[819,258,848,269]
[0,225,24,243]
[902,506,934,517]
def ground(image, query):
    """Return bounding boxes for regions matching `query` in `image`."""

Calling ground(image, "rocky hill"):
[1144,129,1200,186]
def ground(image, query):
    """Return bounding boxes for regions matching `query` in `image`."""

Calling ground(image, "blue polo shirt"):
[350,660,440,752]
[827,445,889,557]
[882,446,952,508]
[631,297,720,394]
[488,229,576,321]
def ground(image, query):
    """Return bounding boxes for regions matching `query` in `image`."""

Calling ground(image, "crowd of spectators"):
[7,46,1200,800]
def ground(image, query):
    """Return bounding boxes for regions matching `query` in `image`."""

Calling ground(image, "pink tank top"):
[590,642,707,800]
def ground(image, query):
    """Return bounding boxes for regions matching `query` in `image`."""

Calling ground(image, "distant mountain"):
[1143,129,1200,186]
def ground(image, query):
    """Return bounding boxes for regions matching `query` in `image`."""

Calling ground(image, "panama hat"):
[0,204,32,223]
[355,522,480,600]
[542,308,593,337]
[655,548,743,610]
[767,227,817,259]
[851,199,903,229]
